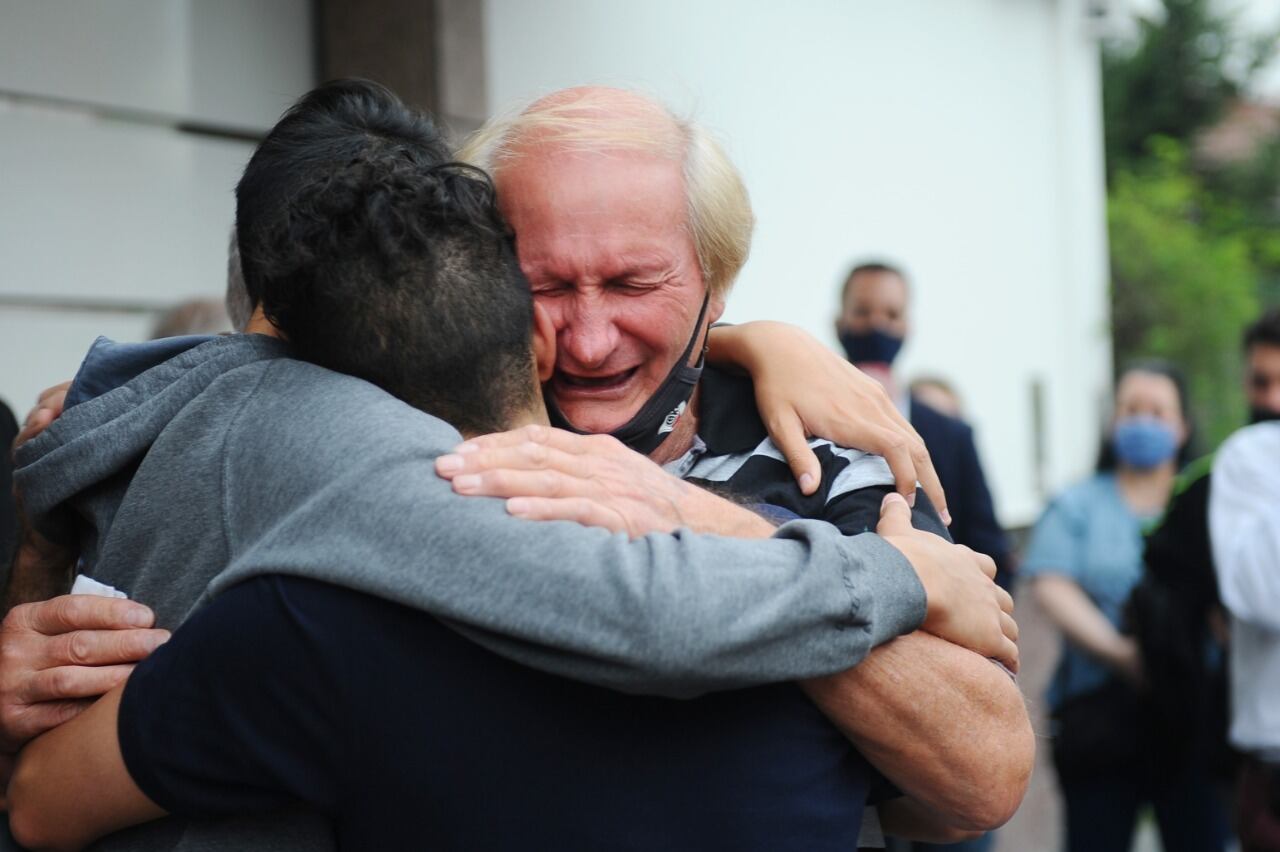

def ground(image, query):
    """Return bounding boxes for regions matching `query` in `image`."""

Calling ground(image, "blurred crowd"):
[839,260,1280,852]
[0,78,1276,852]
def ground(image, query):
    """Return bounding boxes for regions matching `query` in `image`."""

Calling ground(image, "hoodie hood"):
[63,334,220,410]
[15,334,291,553]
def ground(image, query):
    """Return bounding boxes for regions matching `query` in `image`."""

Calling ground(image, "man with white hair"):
[444,86,1032,841]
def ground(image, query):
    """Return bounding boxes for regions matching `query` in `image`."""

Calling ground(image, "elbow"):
[953,761,1032,832]
[947,702,1035,832]
[929,826,987,844]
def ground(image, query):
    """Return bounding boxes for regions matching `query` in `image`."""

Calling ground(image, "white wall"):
[483,0,1113,525]
[0,0,313,419]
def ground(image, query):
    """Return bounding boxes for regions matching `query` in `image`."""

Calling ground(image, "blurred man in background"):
[836,262,1013,594]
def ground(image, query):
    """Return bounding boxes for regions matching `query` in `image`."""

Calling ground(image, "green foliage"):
[1107,138,1258,445]
[1102,0,1240,176]
[1102,0,1280,447]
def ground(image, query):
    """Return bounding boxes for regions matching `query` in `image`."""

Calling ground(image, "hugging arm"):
[436,429,1034,831]
[7,577,340,851]
[803,632,1033,833]
[8,686,165,852]
[804,490,1032,833]
[216,436,930,699]
[0,382,168,763]
[707,321,947,516]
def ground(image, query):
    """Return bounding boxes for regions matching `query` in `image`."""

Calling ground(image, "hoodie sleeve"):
[211,411,925,699]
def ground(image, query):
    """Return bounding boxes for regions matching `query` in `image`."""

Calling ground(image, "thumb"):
[876,491,914,537]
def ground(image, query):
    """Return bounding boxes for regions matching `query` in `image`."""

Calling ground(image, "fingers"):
[764,409,821,496]
[454,425,613,457]
[450,467,580,501]
[436,442,578,480]
[4,698,95,747]
[13,383,72,453]
[506,496,633,535]
[13,408,54,453]
[41,628,169,669]
[995,636,1020,675]
[974,551,997,581]
[22,663,136,704]
[13,595,156,635]
[876,492,915,538]
[995,585,1014,616]
[35,387,69,422]
[911,445,951,527]
[999,611,1019,644]
[37,381,72,407]
[874,430,919,508]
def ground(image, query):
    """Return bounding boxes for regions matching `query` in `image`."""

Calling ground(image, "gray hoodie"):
[14,334,925,851]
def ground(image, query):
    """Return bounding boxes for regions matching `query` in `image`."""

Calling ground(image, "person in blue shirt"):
[1024,361,1228,852]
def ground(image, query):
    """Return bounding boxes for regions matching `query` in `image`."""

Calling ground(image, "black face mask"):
[838,327,904,367]
[545,294,710,456]
[1250,406,1280,425]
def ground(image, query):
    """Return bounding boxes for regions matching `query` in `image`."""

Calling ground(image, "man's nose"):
[558,297,621,370]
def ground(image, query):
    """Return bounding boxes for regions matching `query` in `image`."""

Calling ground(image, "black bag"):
[1051,678,1144,783]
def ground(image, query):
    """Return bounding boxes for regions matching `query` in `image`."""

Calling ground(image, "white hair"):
[458,87,754,298]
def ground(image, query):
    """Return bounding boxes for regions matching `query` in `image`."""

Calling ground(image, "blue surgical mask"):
[839,328,904,366]
[1112,416,1179,469]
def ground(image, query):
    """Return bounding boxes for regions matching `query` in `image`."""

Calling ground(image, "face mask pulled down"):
[545,294,710,456]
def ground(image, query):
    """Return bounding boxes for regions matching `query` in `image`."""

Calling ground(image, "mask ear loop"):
[686,292,712,368]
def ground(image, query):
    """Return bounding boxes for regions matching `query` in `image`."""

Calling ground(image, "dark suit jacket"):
[909,396,1013,585]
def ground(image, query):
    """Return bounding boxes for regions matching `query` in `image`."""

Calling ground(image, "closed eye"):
[609,276,668,293]
[530,280,572,296]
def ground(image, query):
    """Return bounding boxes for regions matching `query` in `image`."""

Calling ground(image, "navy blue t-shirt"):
[119,575,873,851]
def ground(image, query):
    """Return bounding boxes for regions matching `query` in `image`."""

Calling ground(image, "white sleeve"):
[1209,423,1280,631]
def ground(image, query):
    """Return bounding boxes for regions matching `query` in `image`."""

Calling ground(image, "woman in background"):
[1024,361,1228,852]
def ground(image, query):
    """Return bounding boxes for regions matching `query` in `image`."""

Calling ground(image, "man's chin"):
[551,399,643,435]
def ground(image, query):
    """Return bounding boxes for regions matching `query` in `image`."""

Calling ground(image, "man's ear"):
[708,288,727,325]
[244,305,285,340]
[532,302,557,382]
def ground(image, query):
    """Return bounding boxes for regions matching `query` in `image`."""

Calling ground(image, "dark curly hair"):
[235,78,536,434]
[1243,306,1280,353]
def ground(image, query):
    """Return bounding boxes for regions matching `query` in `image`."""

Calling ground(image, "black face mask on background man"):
[1249,406,1280,425]
[838,328,903,367]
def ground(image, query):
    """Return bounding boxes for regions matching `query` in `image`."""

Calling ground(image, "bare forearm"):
[9,686,165,851]
[802,631,1033,831]
[1032,575,1130,666]
[703,323,758,374]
